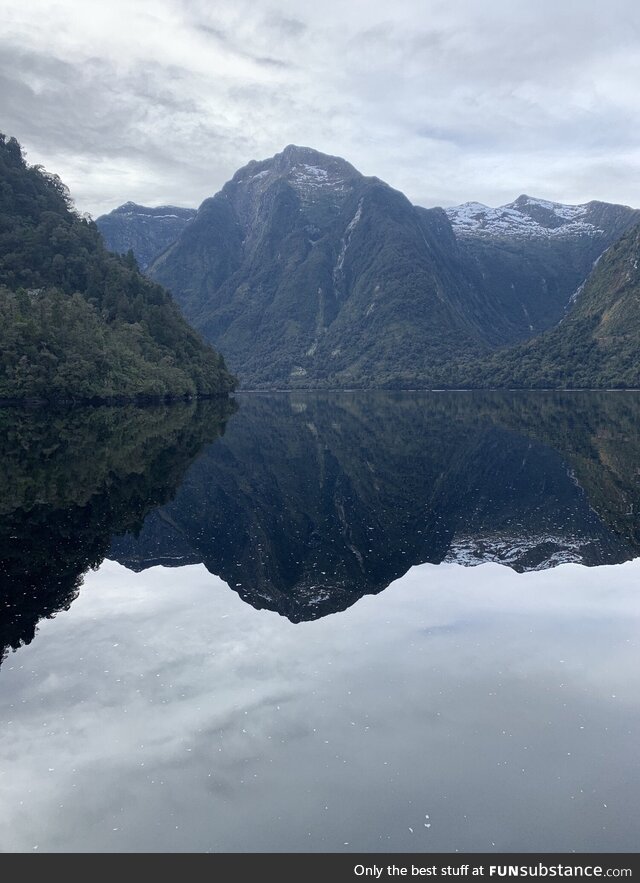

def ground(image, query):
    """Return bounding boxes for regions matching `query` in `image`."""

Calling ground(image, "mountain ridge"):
[445,194,636,239]
[463,221,640,388]
[96,144,640,389]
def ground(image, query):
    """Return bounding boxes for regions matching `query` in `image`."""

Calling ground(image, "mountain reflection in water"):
[110,391,640,618]
[2,391,640,659]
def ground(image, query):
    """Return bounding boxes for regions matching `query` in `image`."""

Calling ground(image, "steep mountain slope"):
[0,134,235,401]
[96,202,196,270]
[466,221,640,387]
[445,195,640,345]
[149,145,492,387]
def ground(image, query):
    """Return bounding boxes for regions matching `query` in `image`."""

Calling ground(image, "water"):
[0,391,639,852]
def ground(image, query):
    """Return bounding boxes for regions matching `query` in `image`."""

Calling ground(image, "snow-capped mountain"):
[148,144,488,387]
[446,194,640,345]
[446,194,632,240]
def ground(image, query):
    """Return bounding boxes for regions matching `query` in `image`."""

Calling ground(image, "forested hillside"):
[0,134,236,402]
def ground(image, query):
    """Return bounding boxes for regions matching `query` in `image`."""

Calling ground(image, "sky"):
[2,0,640,217]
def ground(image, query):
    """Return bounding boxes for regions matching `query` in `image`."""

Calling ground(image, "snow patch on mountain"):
[290,163,349,200]
[296,164,329,182]
[111,202,195,219]
[122,211,183,219]
[446,196,603,239]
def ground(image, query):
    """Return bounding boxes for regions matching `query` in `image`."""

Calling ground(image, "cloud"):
[1,0,640,215]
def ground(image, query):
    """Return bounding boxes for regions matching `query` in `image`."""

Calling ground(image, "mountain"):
[0,134,236,401]
[96,202,196,270]
[464,220,640,387]
[105,144,640,389]
[445,195,640,345]
[147,148,640,387]
[447,194,635,240]
[149,145,495,388]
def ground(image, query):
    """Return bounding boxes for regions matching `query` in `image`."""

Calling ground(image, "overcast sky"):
[2,0,640,217]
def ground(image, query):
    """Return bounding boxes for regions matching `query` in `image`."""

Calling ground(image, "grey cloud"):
[193,22,227,41]
[0,41,260,213]
[191,14,293,70]
[265,14,307,38]
[0,47,200,154]
[253,55,291,69]
[2,0,640,215]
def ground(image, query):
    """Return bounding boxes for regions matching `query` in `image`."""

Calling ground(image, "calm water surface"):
[0,391,639,852]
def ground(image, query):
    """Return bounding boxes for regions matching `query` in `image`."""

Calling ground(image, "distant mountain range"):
[447,195,624,239]
[96,202,196,270]
[445,195,639,348]
[96,145,640,389]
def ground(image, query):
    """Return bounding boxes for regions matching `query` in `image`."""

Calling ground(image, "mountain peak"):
[280,143,323,162]
[115,200,143,213]
[221,146,364,226]
[275,144,359,174]
[230,145,361,187]
[106,202,196,219]
[96,203,197,270]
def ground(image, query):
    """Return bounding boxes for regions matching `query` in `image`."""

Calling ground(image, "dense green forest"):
[0,134,236,401]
